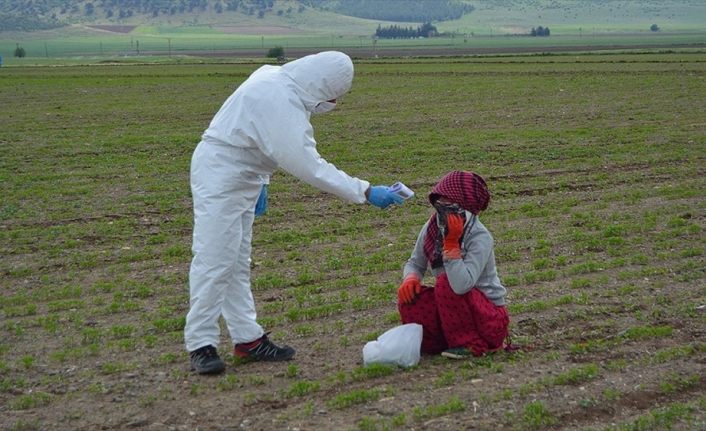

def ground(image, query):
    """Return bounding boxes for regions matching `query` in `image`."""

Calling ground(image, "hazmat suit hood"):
[280,51,354,113]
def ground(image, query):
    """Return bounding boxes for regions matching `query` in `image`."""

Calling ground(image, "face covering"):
[433,201,466,236]
[313,101,337,114]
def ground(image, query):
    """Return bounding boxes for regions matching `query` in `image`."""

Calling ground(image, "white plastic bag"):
[362,323,422,368]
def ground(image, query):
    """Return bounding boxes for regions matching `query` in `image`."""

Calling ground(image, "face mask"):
[313,101,336,114]
[433,201,465,234]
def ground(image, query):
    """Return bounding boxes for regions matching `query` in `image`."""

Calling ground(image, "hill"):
[1,0,705,35]
[1,0,466,33]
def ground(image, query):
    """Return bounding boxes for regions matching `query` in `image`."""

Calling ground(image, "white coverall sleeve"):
[255,99,369,203]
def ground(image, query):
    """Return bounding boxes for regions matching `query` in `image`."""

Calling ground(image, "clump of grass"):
[412,395,465,421]
[605,400,700,431]
[151,316,185,333]
[110,324,135,339]
[551,364,599,385]
[520,401,556,430]
[285,380,320,398]
[328,388,385,409]
[622,325,673,340]
[216,374,239,392]
[285,363,299,378]
[10,391,52,410]
[9,419,41,431]
[152,352,180,365]
[350,363,397,381]
[434,370,457,387]
[658,373,701,394]
[100,362,131,375]
[19,355,35,369]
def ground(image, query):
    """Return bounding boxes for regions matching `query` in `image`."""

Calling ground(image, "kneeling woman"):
[398,171,509,358]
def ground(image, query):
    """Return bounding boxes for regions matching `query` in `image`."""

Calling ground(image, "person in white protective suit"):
[186,51,405,374]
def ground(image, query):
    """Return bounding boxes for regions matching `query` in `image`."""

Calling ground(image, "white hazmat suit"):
[185,51,389,353]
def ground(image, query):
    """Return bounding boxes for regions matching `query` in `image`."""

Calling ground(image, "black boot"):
[189,345,225,374]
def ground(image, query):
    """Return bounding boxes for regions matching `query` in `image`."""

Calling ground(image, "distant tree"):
[214,1,223,13]
[530,26,550,37]
[85,3,95,16]
[650,24,660,32]
[226,0,239,11]
[267,46,285,59]
[257,10,265,18]
[419,22,437,37]
[106,9,113,18]
[14,44,26,58]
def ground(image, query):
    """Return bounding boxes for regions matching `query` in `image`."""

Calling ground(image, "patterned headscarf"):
[423,171,490,265]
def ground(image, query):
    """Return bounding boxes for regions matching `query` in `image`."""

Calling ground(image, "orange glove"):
[442,213,464,260]
[397,274,422,304]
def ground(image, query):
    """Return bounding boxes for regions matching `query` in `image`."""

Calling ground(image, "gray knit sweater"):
[402,213,507,306]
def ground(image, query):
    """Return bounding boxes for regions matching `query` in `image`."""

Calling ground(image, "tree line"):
[530,26,550,36]
[301,0,473,23]
[375,22,438,39]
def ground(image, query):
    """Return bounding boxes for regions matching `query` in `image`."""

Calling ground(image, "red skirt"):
[398,273,509,356]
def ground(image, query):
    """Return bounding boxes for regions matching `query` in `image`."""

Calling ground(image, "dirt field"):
[216,25,306,35]
[86,24,138,33]
[1,53,704,431]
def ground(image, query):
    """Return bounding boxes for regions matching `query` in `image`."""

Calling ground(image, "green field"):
[1,53,705,429]
[2,0,706,62]
[1,21,705,62]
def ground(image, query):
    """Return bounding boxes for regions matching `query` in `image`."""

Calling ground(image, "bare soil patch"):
[216,25,305,35]
[86,24,138,34]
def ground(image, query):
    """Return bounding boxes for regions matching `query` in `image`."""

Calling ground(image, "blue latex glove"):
[255,184,268,217]
[367,185,404,209]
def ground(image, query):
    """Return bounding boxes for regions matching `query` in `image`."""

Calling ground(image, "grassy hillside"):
[445,0,706,35]
[2,0,706,35]
[1,1,704,61]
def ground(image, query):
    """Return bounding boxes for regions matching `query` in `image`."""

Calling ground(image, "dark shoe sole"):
[190,361,226,375]
[235,347,296,362]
